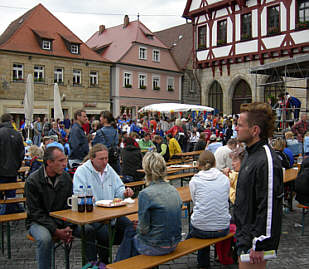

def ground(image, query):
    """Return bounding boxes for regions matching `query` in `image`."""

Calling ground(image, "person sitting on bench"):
[116,152,182,261]
[187,150,231,269]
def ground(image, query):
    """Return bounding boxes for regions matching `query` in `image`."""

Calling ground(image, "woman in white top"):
[188,150,231,268]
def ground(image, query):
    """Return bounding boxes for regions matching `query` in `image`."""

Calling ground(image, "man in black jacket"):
[68,109,89,167]
[25,147,96,269]
[234,103,283,268]
[0,113,25,214]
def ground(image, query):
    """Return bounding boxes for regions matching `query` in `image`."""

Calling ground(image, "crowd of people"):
[0,103,309,269]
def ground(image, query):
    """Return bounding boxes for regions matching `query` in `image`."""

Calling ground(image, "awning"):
[6,108,48,114]
[250,54,309,78]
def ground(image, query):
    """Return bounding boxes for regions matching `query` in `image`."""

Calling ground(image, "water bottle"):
[86,185,93,212]
[77,185,85,212]
[297,154,303,165]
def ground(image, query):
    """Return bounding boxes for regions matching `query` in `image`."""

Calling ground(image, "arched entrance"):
[208,81,223,113]
[232,80,252,114]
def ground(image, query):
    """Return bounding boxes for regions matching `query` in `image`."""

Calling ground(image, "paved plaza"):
[0,199,309,268]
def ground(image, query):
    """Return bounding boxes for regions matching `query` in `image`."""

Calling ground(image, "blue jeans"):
[30,222,97,269]
[187,224,230,267]
[134,236,177,256]
[92,216,134,263]
[33,134,41,146]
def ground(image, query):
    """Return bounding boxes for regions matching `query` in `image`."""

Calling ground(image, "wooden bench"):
[106,233,234,269]
[125,181,146,188]
[166,157,193,166]
[297,204,309,235]
[0,212,27,258]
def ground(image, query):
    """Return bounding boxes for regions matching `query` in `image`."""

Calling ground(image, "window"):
[138,74,147,89]
[167,77,174,91]
[267,5,280,35]
[152,49,160,62]
[71,44,79,54]
[34,65,44,82]
[241,13,252,40]
[139,47,147,60]
[13,64,23,81]
[54,68,63,83]
[123,72,132,88]
[73,69,81,85]
[90,71,98,86]
[198,25,207,49]
[217,20,227,46]
[42,40,51,50]
[297,0,309,29]
[152,75,160,90]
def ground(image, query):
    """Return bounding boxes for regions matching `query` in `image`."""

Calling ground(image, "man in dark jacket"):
[68,109,89,167]
[234,103,283,268]
[25,147,96,268]
[295,157,309,205]
[0,113,25,214]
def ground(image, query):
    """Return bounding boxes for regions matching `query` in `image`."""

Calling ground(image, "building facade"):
[155,24,201,105]
[0,4,110,126]
[183,0,309,114]
[86,16,182,118]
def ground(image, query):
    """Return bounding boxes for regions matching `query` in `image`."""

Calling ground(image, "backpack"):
[100,130,119,164]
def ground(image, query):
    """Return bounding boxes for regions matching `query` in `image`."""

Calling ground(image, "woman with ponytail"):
[187,150,231,269]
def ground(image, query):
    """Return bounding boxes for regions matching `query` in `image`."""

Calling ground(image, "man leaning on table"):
[73,143,135,264]
[25,146,97,269]
[234,103,283,269]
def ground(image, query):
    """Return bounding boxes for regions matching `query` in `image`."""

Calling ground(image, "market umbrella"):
[24,74,34,139]
[138,103,214,114]
[53,83,64,121]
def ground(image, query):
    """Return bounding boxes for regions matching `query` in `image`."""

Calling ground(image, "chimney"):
[99,25,105,34]
[123,15,129,28]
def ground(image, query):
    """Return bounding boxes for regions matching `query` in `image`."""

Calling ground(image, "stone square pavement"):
[0,200,309,268]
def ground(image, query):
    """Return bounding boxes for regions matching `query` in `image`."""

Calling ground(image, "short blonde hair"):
[142,152,167,185]
[28,145,43,158]
[272,138,286,152]
[285,131,294,140]
[198,150,215,171]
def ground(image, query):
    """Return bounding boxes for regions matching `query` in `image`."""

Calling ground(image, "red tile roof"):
[155,23,193,70]
[0,4,109,63]
[86,20,168,62]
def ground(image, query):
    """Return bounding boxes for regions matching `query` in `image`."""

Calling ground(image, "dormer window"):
[139,47,147,60]
[71,44,79,54]
[42,40,51,50]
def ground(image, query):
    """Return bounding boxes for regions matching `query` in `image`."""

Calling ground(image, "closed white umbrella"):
[53,83,64,121]
[24,74,34,139]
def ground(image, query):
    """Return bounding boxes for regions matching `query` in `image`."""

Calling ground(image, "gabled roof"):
[0,4,109,62]
[86,20,168,62]
[155,23,193,70]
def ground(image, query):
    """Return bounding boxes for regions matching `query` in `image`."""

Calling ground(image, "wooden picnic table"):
[174,150,203,158]
[50,187,191,265]
[283,167,298,183]
[136,164,196,174]
[0,182,25,192]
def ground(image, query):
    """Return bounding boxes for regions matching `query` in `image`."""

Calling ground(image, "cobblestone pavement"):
[1,200,308,268]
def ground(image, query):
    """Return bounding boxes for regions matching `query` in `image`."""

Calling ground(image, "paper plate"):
[95,200,127,207]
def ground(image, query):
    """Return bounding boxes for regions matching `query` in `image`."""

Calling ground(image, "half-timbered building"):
[183,0,309,114]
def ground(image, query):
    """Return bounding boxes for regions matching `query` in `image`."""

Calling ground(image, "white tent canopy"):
[138,103,214,114]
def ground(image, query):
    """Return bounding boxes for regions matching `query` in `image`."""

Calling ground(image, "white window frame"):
[90,71,98,86]
[152,75,160,90]
[167,77,175,91]
[73,69,82,85]
[71,44,79,54]
[13,63,23,80]
[34,65,44,82]
[42,40,51,50]
[123,72,132,87]
[139,46,147,60]
[152,49,160,62]
[138,73,147,89]
[54,68,63,83]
